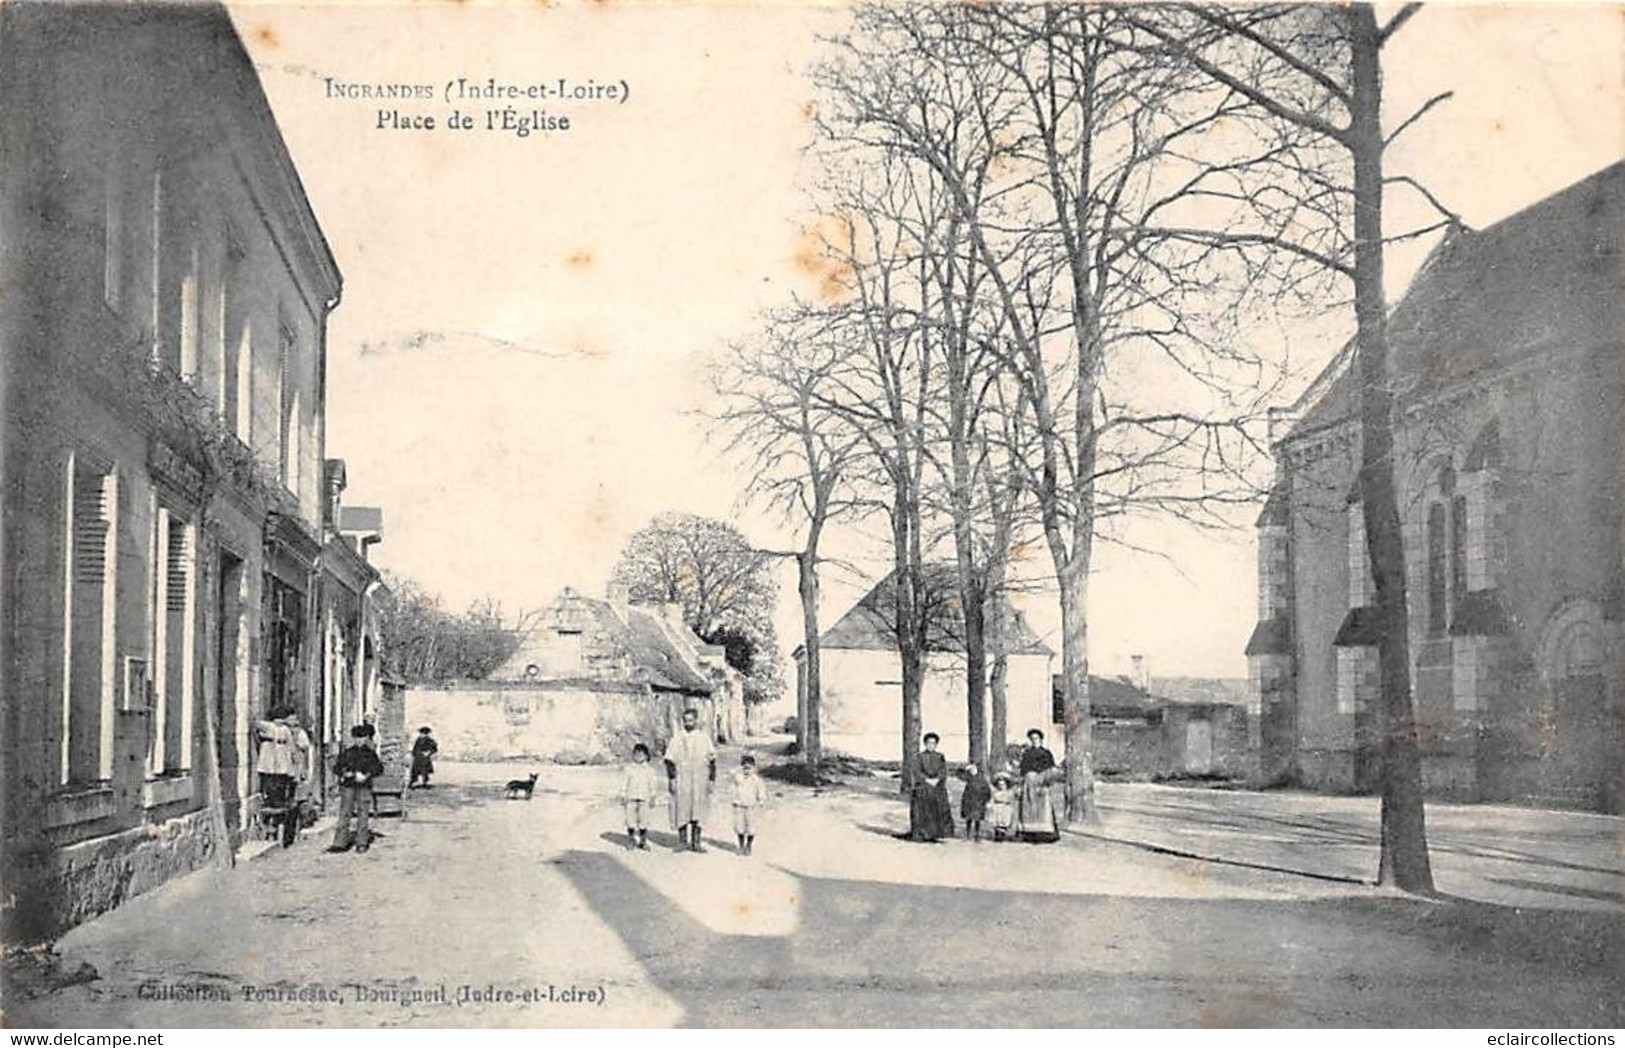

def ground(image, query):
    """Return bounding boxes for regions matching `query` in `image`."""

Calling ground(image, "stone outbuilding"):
[406,585,744,763]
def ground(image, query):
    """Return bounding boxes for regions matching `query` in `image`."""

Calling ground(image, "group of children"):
[957,763,1020,842]
[618,743,768,856]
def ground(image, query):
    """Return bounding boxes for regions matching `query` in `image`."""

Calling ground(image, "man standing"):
[329,724,385,854]
[664,707,715,853]
[285,712,313,848]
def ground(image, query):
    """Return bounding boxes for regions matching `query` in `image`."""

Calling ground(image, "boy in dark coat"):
[329,725,386,853]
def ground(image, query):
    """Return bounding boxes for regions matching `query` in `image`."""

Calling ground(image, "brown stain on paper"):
[792,216,856,304]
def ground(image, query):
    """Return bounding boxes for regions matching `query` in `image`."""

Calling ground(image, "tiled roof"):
[1153,677,1250,708]
[492,594,713,695]
[820,563,1053,656]
[1285,162,1624,442]
[618,604,714,695]
[1050,674,1160,715]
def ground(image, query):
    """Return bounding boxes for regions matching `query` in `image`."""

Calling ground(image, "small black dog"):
[504,772,539,799]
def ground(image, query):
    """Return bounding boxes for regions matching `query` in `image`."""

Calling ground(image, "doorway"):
[1184,718,1213,774]
[215,551,244,828]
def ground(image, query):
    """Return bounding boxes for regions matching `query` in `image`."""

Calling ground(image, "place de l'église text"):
[322,75,631,139]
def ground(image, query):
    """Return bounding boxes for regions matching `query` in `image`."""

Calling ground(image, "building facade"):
[425,583,748,758]
[0,3,371,939]
[1064,674,1252,781]
[1247,164,1625,813]
[795,567,1057,764]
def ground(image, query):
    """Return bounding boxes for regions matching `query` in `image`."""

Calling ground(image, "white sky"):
[234,1,1623,682]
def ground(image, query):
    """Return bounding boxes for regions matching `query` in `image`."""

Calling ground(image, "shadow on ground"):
[552,848,1625,1028]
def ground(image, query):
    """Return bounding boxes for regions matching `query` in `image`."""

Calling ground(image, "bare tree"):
[1124,1,1453,891]
[793,144,945,787]
[710,307,866,775]
[818,5,1288,824]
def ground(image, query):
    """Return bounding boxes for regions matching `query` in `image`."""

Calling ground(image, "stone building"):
[1060,674,1252,781]
[407,585,745,763]
[794,565,1056,764]
[315,464,387,799]
[0,3,371,939]
[1246,163,1625,812]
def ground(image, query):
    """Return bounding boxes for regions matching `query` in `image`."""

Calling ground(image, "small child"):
[960,763,992,842]
[990,772,1016,842]
[729,754,768,856]
[621,743,660,850]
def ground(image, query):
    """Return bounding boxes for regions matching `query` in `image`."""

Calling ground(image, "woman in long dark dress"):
[907,732,955,842]
[1017,728,1060,842]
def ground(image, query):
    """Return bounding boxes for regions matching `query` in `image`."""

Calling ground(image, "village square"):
[1,0,1622,1031]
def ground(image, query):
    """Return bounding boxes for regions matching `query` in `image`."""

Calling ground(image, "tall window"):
[209,255,226,415]
[179,243,200,381]
[1347,499,1371,609]
[66,460,118,784]
[277,324,294,484]
[1426,503,1448,636]
[234,315,253,443]
[1450,494,1468,605]
[153,511,195,774]
[285,392,302,496]
[149,168,163,355]
[104,173,124,312]
[223,231,249,440]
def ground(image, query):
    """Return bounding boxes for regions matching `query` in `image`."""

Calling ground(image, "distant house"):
[795,565,1055,763]
[1247,163,1625,813]
[1057,673,1252,780]
[406,584,744,763]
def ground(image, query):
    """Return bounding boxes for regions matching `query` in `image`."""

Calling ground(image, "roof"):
[1154,677,1250,708]
[493,594,713,695]
[1245,617,1291,657]
[819,563,1053,656]
[619,604,714,695]
[1333,606,1383,648]
[1283,162,1625,443]
[1256,485,1290,527]
[1451,589,1513,637]
[339,506,384,535]
[1049,674,1170,716]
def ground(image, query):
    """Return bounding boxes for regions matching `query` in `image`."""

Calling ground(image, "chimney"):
[606,581,630,612]
[662,602,689,636]
[1130,654,1150,694]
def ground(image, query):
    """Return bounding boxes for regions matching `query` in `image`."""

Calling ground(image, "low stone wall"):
[5,808,222,944]
[1094,720,1168,777]
[405,682,704,763]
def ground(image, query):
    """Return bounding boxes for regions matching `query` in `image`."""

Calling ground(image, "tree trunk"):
[893,500,925,793]
[985,553,1009,768]
[198,521,236,868]
[949,449,987,769]
[1349,6,1433,893]
[985,474,1016,767]
[958,561,988,770]
[798,550,824,778]
[1057,556,1096,825]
